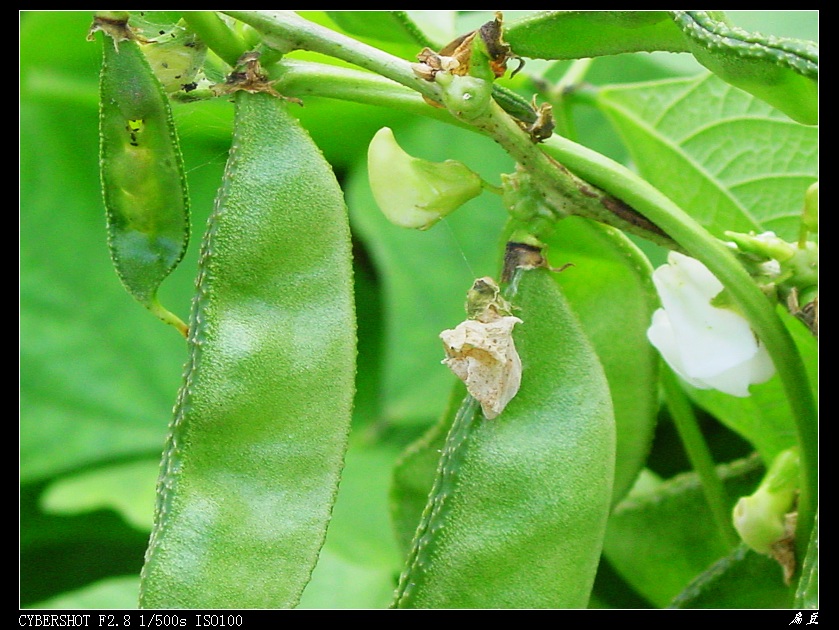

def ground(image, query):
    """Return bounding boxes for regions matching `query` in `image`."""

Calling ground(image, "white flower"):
[646,252,775,397]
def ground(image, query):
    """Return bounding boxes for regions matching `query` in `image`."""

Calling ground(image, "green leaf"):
[345,118,511,424]
[20,90,186,484]
[670,544,793,608]
[603,456,764,607]
[300,442,404,608]
[596,72,818,241]
[29,576,141,610]
[543,217,658,505]
[21,482,149,606]
[21,12,230,485]
[41,460,159,531]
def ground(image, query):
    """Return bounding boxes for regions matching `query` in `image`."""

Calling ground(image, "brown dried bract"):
[478,12,524,79]
[519,99,555,143]
[787,289,818,336]
[501,241,572,284]
[212,51,302,105]
[411,11,522,82]
[769,511,798,585]
[87,13,151,48]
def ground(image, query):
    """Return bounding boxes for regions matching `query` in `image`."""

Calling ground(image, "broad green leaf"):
[603,456,764,607]
[345,118,512,424]
[684,310,816,464]
[30,576,141,610]
[300,443,403,608]
[20,90,185,484]
[670,544,793,608]
[41,460,160,531]
[597,72,818,241]
[297,549,397,609]
[543,217,658,505]
[21,482,149,607]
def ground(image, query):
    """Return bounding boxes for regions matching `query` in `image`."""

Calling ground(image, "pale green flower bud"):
[367,127,483,230]
[732,448,799,554]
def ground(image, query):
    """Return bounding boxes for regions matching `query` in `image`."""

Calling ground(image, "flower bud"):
[646,252,775,397]
[732,448,799,554]
[367,127,483,230]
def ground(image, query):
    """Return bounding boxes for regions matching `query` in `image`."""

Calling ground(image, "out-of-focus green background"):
[20,11,817,608]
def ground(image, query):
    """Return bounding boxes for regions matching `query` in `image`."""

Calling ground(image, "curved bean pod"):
[92,14,190,334]
[672,11,817,125]
[139,89,356,608]
[504,10,818,125]
[393,267,615,608]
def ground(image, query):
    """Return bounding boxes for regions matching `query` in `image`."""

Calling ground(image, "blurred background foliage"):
[20,11,817,608]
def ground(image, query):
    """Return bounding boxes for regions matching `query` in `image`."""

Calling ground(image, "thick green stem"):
[271,59,437,118]
[661,366,740,549]
[468,99,677,248]
[181,11,248,67]
[224,10,441,102]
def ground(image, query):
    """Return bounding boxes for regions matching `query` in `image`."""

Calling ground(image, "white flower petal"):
[646,252,776,397]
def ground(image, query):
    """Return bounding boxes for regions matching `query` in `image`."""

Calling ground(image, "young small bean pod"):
[393,266,615,608]
[139,87,356,608]
[91,13,190,334]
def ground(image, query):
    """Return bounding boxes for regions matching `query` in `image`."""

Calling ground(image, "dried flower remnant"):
[412,12,521,84]
[440,277,523,419]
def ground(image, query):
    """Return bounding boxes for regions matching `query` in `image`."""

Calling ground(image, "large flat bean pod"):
[139,91,356,608]
[94,17,190,332]
[394,268,615,608]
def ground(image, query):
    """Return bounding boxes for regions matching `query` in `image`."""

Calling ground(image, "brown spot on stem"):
[601,196,668,237]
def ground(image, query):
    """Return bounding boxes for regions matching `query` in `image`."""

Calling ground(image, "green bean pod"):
[139,90,356,608]
[672,11,818,126]
[393,267,615,608]
[504,10,817,125]
[93,14,190,333]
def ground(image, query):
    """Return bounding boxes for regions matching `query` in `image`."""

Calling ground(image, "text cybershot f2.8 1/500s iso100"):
[18,614,245,628]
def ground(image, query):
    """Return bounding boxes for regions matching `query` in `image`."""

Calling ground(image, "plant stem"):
[469,99,677,249]
[661,366,740,549]
[224,10,441,102]
[271,59,439,119]
[181,11,248,67]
